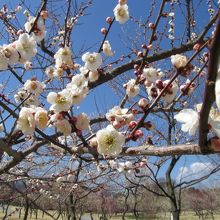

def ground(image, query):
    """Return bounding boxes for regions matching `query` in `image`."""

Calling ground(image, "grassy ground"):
[1,208,220,220]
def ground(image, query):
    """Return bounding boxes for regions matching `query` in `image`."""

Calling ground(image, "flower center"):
[130,87,135,93]
[56,95,67,104]
[30,82,38,90]
[76,80,82,87]
[22,43,30,52]
[105,136,114,147]
[118,9,125,17]
[62,50,69,56]
[89,55,95,63]
[28,97,35,103]
[38,113,47,123]
[3,48,12,58]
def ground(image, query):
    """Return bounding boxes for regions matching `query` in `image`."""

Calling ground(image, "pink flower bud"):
[193,43,202,51]
[148,23,155,29]
[17,29,24,36]
[141,44,148,49]
[137,51,143,58]
[89,137,98,147]
[147,44,153,50]
[128,121,137,129]
[134,64,139,70]
[101,28,107,35]
[210,138,220,152]
[40,10,48,19]
[138,98,148,108]
[119,0,127,5]
[144,80,152,87]
[106,17,112,24]
[134,129,144,138]
[131,109,138,115]
[155,80,163,90]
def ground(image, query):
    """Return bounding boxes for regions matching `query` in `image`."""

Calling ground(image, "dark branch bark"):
[199,11,220,153]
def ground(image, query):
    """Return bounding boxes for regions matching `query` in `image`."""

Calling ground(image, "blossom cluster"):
[124,54,189,104]
[0,33,37,70]
[0,11,48,71]
[2,1,213,160]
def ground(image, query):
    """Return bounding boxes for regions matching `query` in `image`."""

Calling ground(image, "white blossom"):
[47,89,72,112]
[67,174,74,181]
[24,61,32,70]
[34,108,48,130]
[80,66,99,82]
[68,74,88,88]
[0,49,9,70]
[56,176,66,183]
[109,160,118,169]
[66,75,89,105]
[14,89,39,107]
[89,70,99,82]
[126,79,140,98]
[161,80,178,103]
[79,66,89,75]
[15,33,37,62]
[1,44,19,65]
[24,16,46,42]
[175,105,220,138]
[82,52,102,71]
[55,118,72,136]
[54,46,74,69]
[118,161,133,172]
[68,84,88,104]
[71,85,88,104]
[54,67,64,78]
[171,54,188,69]
[174,109,199,135]
[106,106,134,125]
[24,79,45,95]
[75,113,90,130]
[113,4,129,24]
[45,66,56,79]
[142,67,162,82]
[102,41,114,56]
[96,125,125,156]
[17,107,35,135]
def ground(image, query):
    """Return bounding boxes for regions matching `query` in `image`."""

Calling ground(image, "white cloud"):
[176,162,215,184]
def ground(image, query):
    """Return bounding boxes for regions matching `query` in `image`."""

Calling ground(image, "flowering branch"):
[89,12,218,90]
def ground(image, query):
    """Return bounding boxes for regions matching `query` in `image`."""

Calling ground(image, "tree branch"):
[199,11,220,153]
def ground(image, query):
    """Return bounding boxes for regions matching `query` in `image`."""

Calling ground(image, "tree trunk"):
[23,199,29,220]
[35,209,38,219]
[67,194,77,220]
[122,189,129,220]
[19,208,22,219]
[170,209,180,220]
[90,212,94,220]
[166,157,181,220]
